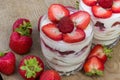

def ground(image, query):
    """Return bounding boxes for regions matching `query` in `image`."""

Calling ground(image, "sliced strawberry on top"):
[70,11,90,30]
[112,0,120,13]
[83,0,97,6]
[48,4,70,23]
[88,44,112,63]
[42,23,63,41]
[63,28,85,43]
[84,56,104,76]
[92,5,112,18]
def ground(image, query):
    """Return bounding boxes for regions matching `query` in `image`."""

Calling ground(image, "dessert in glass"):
[38,4,93,75]
[79,0,120,47]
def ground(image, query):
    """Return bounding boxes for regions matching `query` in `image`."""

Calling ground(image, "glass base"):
[45,60,84,76]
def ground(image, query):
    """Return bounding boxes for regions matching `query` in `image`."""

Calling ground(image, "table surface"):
[1,0,120,80]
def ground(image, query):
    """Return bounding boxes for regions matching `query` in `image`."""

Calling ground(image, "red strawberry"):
[0,51,16,75]
[63,28,85,43]
[57,16,74,33]
[92,5,112,18]
[83,0,97,6]
[19,55,44,80]
[9,32,33,54]
[42,23,63,41]
[70,11,90,30]
[88,44,112,63]
[13,18,32,34]
[48,4,70,23]
[112,0,120,13]
[38,16,43,32]
[39,70,61,80]
[98,0,113,8]
[83,56,104,76]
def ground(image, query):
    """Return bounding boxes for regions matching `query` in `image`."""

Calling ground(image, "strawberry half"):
[48,4,70,23]
[63,28,85,43]
[39,70,61,80]
[112,0,120,13]
[9,32,33,54]
[92,5,112,18]
[84,56,104,76]
[19,55,44,80]
[0,51,16,75]
[83,0,97,6]
[70,11,90,30]
[42,23,63,41]
[13,18,32,35]
[88,44,112,63]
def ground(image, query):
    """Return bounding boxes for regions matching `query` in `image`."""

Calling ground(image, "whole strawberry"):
[84,56,104,76]
[0,51,16,75]
[19,55,44,80]
[88,44,112,63]
[39,70,61,80]
[9,18,33,54]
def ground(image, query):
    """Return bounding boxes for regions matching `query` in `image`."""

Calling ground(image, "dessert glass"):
[79,0,120,47]
[39,4,93,76]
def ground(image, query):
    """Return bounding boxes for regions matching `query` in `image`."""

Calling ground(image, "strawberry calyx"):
[15,21,32,36]
[0,52,4,57]
[20,57,42,78]
[86,69,103,76]
[103,46,112,58]
[75,1,79,10]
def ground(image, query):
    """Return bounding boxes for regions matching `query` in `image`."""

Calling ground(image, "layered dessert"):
[79,0,120,46]
[38,4,93,75]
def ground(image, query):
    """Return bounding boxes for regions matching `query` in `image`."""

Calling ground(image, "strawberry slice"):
[63,28,85,43]
[84,56,104,76]
[48,4,70,23]
[112,0,120,13]
[42,23,63,41]
[92,5,112,18]
[83,0,97,6]
[70,11,90,30]
[88,44,112,63]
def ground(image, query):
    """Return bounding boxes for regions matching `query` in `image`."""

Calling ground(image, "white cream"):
[39,9,93,73]
[79,0,120,45]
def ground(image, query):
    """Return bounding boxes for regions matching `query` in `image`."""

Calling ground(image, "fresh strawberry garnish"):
[9,32,33,54]
[98,0,113,8]
[92,5,112,18]
[42,23,63,41]
[48,4,70,23]
[112,0,120,13]
[39,70,61,80]
[0,52,16,75]
[57,16,74,33]
[84,56,104,76]
[88,44,112,63]
[19,55,44,80]
[83,0,98,6]
[63,28,85,43]
[70,11,90,30]
[13,18,32,35]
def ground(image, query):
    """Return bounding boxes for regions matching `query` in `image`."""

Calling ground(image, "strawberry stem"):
[103,46,112,58]
[20,57,42,79]
[15,21,32,36]
[0,52,4,57]
[75,1,79,10]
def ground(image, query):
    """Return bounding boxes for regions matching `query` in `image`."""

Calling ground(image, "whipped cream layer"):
[79,0,120,45]
[39,8,93,73]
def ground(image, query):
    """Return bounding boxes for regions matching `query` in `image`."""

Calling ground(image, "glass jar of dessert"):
[79,0,120,47]
[38,4,93,76]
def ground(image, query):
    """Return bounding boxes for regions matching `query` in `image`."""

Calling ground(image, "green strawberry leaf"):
[75,1,79,10]
[15,21,32,36]
[0,52,4,57]
[20,57,42,79]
